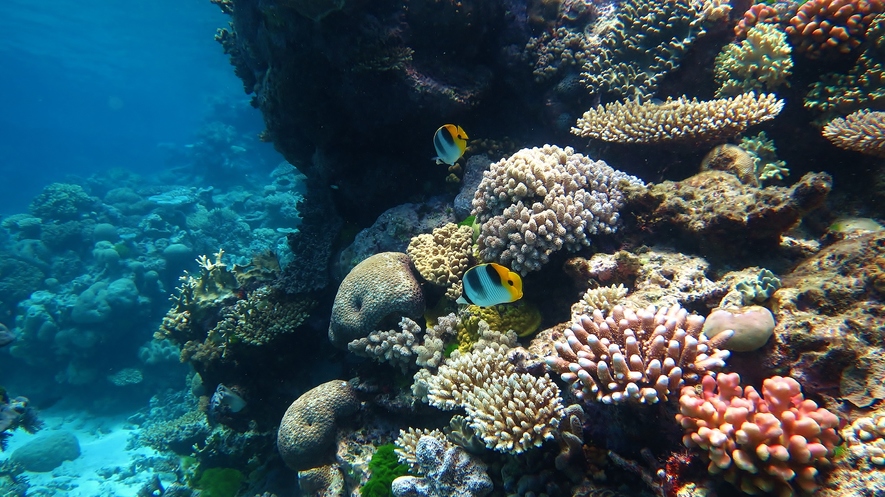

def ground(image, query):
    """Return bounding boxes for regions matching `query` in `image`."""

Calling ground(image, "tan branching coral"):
[347,317,422,373]
[714,24,793,98]
[212,286,315,347]
[426,323,561,453]
[407,223,474,300]
[395,428,446,473]
[471,145,642,274]
[572,92,785,144]
[546,304,732,404]
[822,109,885,157]
[570,284,629,317]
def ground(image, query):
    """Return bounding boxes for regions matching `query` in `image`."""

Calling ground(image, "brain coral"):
[277,380,360,471]
[407,223,474,300]
[471,145,642,274]
[329,252,425,347]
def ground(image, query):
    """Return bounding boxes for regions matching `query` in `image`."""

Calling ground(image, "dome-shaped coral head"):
[0,323,14,348]
[208,384,246,422]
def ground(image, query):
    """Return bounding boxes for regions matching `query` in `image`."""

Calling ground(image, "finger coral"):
[822,109,885,157]
[546,304,731,404]
[676,373,840,496]
[407,223,474,300]
[572,92,784,144]
[471,145,642,274]
[785,0,885,58]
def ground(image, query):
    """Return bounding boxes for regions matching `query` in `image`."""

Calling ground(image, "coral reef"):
[580,0,726,100]
[572,92,785,145]
[407,223,474,300]
[677,373,840,496]
[786,0,885,58]
[623,170,831,256]
[277,380,360,471]
[547,304,731,404]
[471,145,642,274]
[714,23,793,98]
[329,252,425,347]
[391,435,493,497]
[822,109,885,157]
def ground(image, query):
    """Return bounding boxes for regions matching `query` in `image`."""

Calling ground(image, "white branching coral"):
[395,427,446,473]
[349,315,458,373]
[571,284,629,317]
[546,304,732,404]
[471,145,642,274]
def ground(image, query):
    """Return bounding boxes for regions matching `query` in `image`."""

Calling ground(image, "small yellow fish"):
[457,263,523,307]
[433,124,468,166]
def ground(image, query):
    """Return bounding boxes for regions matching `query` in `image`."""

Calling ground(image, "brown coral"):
[822,109,885,157]
[407,223,474,300]
[700,144,759,185]
[572,92,784,145]
[329,252,425,347]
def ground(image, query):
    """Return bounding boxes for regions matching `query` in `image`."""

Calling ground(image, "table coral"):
[714,24,793,98]
[785,0,885,58]
[572,92,785,144]
[407,223,474,300]
[822,109,885,157]
[277,380,360,471]
[546,304,731,404]
[580,0,725,100]
[329,252,425,347]
[471,145,641,274]
[676,373,840,496]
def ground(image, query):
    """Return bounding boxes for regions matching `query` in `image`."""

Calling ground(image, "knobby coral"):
[714,24,793,98]
[407,223,474,300]
[471,145,642,274]
[572,92,785,144]
[546,304,732,404]
[785,0,885,58]
[676,373,840,496]
[822,109,885,157]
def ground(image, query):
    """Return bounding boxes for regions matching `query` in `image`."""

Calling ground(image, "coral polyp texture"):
[471,145,642,274]
[676,373,840,496]
[580,0,727,100]
[546,304,732,404]
[329,252,425,347]
[785,0,885,58]
[426,324,563,454]
[714,24,793,98]
[822,109,885,157]
[735,4,781,39]
[572,92,785,144]
[407,223,474,300]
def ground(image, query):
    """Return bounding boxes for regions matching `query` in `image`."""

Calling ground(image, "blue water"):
[0,0,256,212]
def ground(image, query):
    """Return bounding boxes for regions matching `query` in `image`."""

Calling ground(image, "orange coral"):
[735,4,781,39]
[786,0,885,58]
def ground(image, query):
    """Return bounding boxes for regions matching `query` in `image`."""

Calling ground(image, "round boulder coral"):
[277,380,360,471]
[329,252,425,347]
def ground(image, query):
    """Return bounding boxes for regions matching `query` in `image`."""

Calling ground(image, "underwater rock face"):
[10,430,81,472]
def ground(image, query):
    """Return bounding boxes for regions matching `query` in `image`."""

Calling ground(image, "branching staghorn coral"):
[546,304,732,404]
[426,323,563,454]
[572,92,785,144]
[471,145,642,274]
[714,24,793,98]
[822,109,885,157]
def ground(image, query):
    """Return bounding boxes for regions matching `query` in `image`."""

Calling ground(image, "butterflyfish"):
[433,124,468,165]
[456,263,523,307]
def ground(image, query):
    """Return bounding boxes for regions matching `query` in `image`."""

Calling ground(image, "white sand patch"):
[2,411,164,497]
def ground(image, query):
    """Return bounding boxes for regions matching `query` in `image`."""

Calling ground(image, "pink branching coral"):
[546,304,732,404]
[676,373,840,496]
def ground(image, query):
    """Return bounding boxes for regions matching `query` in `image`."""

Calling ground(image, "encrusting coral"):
[471,145,642,274]
[714,24,793,98]
[407,223,474,300]
[572,92,785,145]
[546,304,732,404]
[822,109,885,157]
[676,373,840,496]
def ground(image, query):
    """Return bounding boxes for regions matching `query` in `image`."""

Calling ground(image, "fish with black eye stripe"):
[433,124,468,166]
[457,263,523,307]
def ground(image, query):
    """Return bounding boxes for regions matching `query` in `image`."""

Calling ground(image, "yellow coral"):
[457,301,542,350]
[407,223,474,300]
[572,92,784,144]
